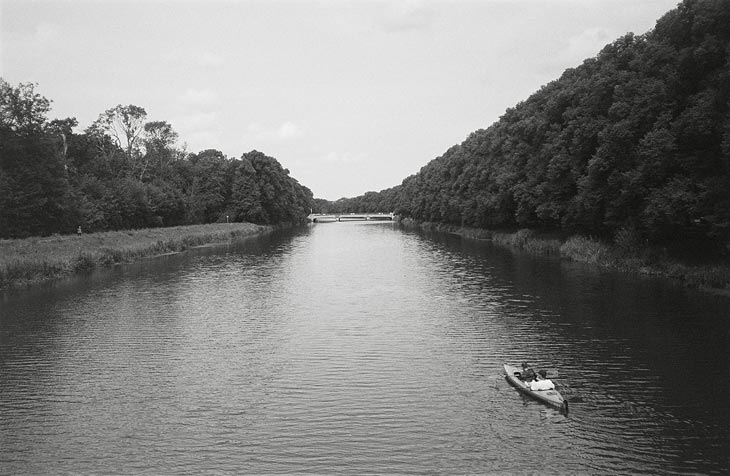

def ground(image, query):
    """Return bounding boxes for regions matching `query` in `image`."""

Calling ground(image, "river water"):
[1,222,729,475]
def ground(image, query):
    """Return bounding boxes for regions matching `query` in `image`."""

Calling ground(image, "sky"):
[1,0,680,200]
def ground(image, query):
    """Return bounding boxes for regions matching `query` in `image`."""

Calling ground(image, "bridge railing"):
[307,212,395,222]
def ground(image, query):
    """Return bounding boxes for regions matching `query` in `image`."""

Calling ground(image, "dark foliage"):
[0,80,314,238]
[327,0,730,253]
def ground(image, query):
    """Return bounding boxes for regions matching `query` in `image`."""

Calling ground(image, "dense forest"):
[0,83,314,239]
[4,0,730,257]
[329,0,730,255]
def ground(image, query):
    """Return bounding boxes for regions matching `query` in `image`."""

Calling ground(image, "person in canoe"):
[519,362,537,382]
[529,369,556,391]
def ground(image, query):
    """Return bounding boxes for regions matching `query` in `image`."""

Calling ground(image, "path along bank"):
[0,223,273,289]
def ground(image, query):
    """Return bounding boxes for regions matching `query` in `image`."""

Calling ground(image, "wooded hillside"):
[0,88,314,239]
[333,0,730,254]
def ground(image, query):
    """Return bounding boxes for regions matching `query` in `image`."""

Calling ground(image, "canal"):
[1,222,729,474]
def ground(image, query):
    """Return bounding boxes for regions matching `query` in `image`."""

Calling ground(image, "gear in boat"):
[504,362,568,414]
[520,363,555,390]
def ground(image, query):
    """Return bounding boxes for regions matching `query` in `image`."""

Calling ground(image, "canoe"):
[504,363,568,414]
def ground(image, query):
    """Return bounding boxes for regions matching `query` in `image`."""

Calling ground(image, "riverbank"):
[400,219,730,294]
[0,223,273,289]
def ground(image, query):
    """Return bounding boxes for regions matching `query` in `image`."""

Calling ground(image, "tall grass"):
[492,229,563,256]
[555,234,730,291]
[559,235,613,265]
[399,219,730,292]
[0,223,272,289]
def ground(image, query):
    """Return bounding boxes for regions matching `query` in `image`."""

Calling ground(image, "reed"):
[0,223,272,289]
[559,235,613,265]
[492,229,563,256]
[399,219,730,292]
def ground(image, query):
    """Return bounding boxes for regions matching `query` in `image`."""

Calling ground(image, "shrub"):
[560,236,611,265]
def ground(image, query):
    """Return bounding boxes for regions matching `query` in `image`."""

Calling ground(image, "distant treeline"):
[323,0,730,255]
[0,85,314,239]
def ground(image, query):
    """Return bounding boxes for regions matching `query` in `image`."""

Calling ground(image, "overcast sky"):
[2,0,679,200]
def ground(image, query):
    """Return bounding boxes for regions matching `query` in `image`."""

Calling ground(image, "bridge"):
[308,212,395,223]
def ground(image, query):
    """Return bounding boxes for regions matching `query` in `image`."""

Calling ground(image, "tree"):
[185,149,230,223]
[334,0,730,252]
[87,104,147,176]
[229,151,313,225]
[0,129,75,237]
[0,80,78,237]
[141,120,179,181]
[231,155,265,223]
[47,117,79,163]
[0,79,51,135]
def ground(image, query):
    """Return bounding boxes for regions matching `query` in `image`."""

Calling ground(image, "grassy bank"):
[0,223,272,289]
[400,219,730,293]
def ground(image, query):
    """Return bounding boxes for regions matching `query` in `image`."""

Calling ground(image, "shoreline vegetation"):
[3,218,729,295]
[0,222,272,289]
[399,218,730,295]
[321,1,730,298]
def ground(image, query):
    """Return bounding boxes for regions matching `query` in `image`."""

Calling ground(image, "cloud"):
[173,111,217,130]
[169,111,221,151]
[166,88,223,152]
[559,27,616,64]
[246,121,304,141]
[181,129,222,153]
[4,21,61,58]
[167,85,223,154]
[277,121,304,139]
[178,88,219,108]
[376,0,435,33]
[165,48,223,68]
[322,151,366,165]
[32,22,61,48]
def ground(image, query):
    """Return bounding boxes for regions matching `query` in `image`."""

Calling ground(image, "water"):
[1,222,729,474]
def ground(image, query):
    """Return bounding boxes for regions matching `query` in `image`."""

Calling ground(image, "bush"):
[560,236,611,265]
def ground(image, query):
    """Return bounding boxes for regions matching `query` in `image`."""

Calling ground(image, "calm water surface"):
[1,222,729,474]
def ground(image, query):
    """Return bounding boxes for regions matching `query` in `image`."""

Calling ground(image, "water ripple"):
[1,224,729,474]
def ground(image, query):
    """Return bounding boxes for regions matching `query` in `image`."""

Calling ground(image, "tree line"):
[328,0,730,255]
[0,84,314,239]
[4,0,729,254]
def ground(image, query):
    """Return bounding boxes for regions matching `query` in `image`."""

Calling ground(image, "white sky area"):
[1,0,679,200]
